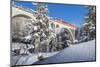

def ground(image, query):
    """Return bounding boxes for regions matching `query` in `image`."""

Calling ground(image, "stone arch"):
[61,28,74,43]
[11,14,33,37]
[12,14,32,19]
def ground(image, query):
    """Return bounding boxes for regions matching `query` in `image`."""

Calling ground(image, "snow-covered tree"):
[79,6,96,42]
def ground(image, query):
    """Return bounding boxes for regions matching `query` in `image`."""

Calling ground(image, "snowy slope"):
[11,52,59,65]
[34,40,96,64]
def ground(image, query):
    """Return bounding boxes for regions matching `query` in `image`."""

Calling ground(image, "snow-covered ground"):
[34,40,96,64]
[11,45,59,66]
[11,40,96,66]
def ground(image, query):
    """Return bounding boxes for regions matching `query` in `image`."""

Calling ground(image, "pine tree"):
[80,6,96,41]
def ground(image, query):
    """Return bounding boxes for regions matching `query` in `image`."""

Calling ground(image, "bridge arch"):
[12,14,33,37]
[61,28,74,43]
[12,14,33,19]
